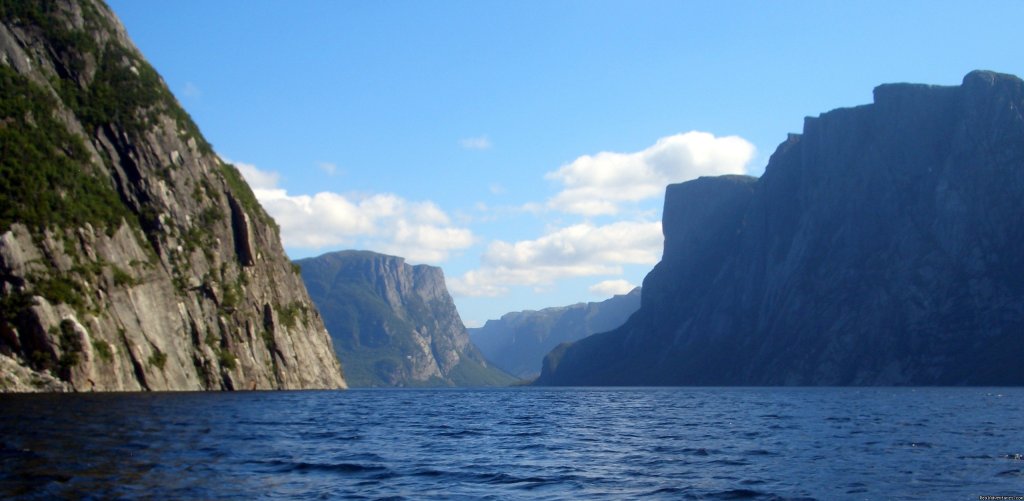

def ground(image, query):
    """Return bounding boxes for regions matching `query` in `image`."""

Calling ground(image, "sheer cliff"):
[0,0,346,391]
[298,250,516,387]
[538,70,1024,386]
[469,288,640,379]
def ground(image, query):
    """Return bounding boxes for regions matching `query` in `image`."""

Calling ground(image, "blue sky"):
[107,0,1023,326]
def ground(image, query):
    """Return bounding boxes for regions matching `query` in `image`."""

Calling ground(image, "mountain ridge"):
[469,287,641,378]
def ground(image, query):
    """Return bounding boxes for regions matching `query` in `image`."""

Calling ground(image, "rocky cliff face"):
[469,288,640,379]
[297,250,515,387]
[0,0,346,391]
[538,70,1024,386]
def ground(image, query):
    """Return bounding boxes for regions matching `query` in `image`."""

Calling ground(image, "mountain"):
[537,70,1024,386]
[0,1,345,391]
[469,288,641,379]
[297,250,516,387]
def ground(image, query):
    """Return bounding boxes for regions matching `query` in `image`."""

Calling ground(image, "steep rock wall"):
[298,250,514,387]
[0,0,345,391]
[538,71,1024,386]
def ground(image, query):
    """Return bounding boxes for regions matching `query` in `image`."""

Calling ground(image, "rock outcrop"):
[297,250,516,387]
[299,249,516,387]
[0,0,346,391]
[469,288,640,379]
[537,70,1024,386]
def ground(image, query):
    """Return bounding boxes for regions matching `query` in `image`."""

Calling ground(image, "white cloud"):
[317,162,339,176]
[448,221,662,297]
[589,279,636,297]
[235,161,474,263]
[446,271,509,297]
[182,81,202,99]
[233,161,279,190]
[459,135,492,150]
[482,221,662,268]
[546,131,755,215]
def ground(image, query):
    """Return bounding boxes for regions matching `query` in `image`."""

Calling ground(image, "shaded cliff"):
[0,0,346,391]
[538,70,1024,386]
[297,250,516,387]
[469,288,640,379]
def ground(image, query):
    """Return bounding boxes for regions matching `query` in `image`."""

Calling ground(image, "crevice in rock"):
[121,331,149,391]
[228,195,255,267]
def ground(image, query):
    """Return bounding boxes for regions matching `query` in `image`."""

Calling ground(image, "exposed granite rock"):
[469,288,640,379]
[0,0,345,391]
[538,70,1024,386]
[298,250,516,387]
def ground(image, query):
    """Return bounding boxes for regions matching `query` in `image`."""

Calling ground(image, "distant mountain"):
[537,70,1024,386]
[469,288,640,379]
[297,250,516,387]
[0,1,344,391]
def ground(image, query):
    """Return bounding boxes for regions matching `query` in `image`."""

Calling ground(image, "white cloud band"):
[589,279,637,297]
[448,221,662,297]
[234,161,474,263]
[546,131,755,215]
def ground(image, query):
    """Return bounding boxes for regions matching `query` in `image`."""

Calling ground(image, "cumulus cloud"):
[482,221,663,268]
[234,161,279,190]
[546,131,755,216]
[235,161,474,263]
[448,221,662,297]
[459,135,492,150]
[589,279,637,297]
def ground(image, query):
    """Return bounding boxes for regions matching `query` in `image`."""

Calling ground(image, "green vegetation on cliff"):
[0,0,347,392]
[1,0,211,153]
[0,65,129,233]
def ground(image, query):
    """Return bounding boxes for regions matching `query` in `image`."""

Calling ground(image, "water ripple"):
[0,387,1021,499]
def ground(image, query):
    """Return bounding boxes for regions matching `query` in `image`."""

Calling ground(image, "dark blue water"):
[1,387,1021,499]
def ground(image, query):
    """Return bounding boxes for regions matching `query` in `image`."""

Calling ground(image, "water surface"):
[1,387,1021,499]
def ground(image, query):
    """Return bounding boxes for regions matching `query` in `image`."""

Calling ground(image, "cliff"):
[297,250,516,387]
[538,70,1024,386]
[469,288,640,379]
[0,0,346,391]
